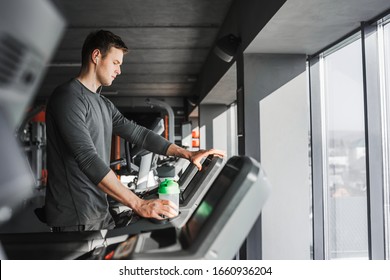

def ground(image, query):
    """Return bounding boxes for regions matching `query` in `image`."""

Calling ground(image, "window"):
[379,16,390,259]
[321,36,369,259]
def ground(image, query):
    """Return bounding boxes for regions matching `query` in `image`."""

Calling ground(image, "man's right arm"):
[97,169,178,219]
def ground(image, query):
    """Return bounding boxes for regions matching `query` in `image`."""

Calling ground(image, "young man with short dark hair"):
[45,30,223,231]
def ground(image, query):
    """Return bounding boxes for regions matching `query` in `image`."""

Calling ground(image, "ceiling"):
[37,0,390,112]
[202,0,390,106]
[247,0,390,54]
[37,0,287,112]
[38,0,234,104]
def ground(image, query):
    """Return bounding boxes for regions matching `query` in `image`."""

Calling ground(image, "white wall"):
[243,53,308,259]
[260,72,311,259]
[212,110,228,151]
[199,105,226,150]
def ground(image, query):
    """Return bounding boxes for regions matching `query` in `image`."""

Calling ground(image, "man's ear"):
[92,49,101,64]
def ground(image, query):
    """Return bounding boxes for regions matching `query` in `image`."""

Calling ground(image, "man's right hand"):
[133,198,178,220]
[98,170,178,220]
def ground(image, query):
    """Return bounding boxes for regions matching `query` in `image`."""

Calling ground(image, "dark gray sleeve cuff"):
[81,154,112,185]
[142,130,172,155]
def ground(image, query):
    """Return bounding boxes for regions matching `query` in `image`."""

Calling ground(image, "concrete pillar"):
[243,53,310,259]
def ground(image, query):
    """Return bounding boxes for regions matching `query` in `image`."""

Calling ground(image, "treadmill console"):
[105,155,223,236]
[95,155,271,260]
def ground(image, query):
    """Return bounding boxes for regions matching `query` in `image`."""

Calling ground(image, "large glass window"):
[380,17,390,259]
[322,36,369,259]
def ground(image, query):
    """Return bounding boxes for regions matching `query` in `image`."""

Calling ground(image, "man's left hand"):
[189,148,225,170]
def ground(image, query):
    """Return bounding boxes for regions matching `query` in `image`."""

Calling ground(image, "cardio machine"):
[81,155,272,260]
[107,154,223,233]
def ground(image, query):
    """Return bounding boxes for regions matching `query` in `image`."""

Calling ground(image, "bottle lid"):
[158,179,180,194]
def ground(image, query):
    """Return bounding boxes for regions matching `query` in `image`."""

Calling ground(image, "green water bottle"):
[158,179,180,216]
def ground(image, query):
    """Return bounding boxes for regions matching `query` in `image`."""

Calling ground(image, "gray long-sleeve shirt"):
[45,79,171,228]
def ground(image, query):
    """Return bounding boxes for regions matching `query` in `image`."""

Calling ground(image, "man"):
[45,30,223,232]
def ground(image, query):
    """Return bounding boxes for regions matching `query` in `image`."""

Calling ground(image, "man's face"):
[96,47,123,87]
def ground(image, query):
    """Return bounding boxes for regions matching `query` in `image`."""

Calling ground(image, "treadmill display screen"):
[177,163,197,186]
[180,157,211,202]
[180,160,240,246]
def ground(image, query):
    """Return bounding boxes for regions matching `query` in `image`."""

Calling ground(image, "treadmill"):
[176,159,198,192]
[81,155,271,260]
[0,0,65,260]
[107,155,223,236]
[0,155,222,260]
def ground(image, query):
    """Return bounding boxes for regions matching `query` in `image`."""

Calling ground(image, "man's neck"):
[77,70,101,93]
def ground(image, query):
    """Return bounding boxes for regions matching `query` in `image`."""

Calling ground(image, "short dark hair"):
[81,30,128,69]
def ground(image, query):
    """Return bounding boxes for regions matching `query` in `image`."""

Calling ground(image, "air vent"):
[0,33,26,87]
